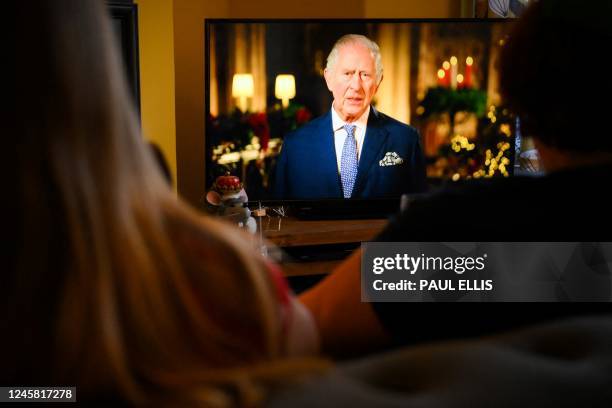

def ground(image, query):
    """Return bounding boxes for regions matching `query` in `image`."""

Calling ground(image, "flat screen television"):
[205,19,519,217]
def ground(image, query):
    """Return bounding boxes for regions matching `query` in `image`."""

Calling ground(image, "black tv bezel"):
[204,18,516,211]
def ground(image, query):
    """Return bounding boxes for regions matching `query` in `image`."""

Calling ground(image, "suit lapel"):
[317,111,343,196]
[353,107,389,196]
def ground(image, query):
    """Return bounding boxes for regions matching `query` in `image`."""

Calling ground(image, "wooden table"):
[260,217,388,276]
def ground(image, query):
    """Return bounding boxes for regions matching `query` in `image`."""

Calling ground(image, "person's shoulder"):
[380,165,612,241]
[371,109,419,139]
[378,176,542,240]
[411,176,539,210]
[283,112,330,144]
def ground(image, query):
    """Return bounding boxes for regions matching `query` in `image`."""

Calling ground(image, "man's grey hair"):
[326,34,383,85]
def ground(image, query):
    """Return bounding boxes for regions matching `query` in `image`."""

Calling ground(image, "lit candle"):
[442,60,451,88]
[465,56,474,88]
[437,68,446,86]
[457,74,465,89]
[450,56,458,89]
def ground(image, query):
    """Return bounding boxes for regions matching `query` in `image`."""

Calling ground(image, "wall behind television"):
[136,0,466,205]
[134,0,177,189]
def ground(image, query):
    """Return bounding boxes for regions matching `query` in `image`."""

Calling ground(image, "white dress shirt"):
[331,105,370,173]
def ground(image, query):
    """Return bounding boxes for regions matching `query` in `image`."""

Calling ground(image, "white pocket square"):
[379,152,404,166]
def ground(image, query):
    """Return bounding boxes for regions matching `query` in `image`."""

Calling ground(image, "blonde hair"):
[326,34,383,84]
[5,1,326,405]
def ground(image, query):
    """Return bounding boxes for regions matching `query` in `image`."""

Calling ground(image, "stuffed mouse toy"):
[205,174,257,234]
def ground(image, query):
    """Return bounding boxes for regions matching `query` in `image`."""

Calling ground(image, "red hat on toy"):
[213,174,243,195]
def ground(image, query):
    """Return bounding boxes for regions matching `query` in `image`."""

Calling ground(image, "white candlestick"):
[450,56,458,89]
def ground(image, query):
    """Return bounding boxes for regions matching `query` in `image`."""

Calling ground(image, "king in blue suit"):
[273,34,426,200]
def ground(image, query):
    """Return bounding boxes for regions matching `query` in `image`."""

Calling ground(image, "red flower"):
[295,107,312,125]
[248,112,271,151]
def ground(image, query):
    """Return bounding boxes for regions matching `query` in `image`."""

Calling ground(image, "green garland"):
[419,87,487,119]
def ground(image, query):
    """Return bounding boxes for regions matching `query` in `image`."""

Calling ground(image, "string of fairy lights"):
[448,104,514,181]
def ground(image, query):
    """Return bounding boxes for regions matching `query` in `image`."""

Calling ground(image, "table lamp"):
[232,73,254,112]
[275,74,296,108]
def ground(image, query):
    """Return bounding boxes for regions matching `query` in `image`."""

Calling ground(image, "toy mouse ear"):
[238,188,248,202]
[206,190,222,205]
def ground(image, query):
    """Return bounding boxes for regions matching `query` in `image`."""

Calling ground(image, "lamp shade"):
[232,74,254,98]
[275,75,296,100]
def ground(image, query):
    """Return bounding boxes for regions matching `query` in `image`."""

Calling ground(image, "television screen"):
[205,19,518,202]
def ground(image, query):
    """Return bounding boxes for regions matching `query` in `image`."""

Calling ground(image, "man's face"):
[324,42,380,122]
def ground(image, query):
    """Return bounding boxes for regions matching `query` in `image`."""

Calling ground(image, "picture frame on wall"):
[475,0,532,18]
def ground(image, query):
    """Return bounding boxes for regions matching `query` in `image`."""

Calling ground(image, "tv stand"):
[262,216,388,276]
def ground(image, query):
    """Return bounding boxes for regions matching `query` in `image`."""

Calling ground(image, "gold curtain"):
[228,24,267,113]
[416,23,436,105]
[375,23,411,125]
[486,24,505,107]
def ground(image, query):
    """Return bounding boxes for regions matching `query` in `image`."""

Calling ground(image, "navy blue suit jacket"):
[273,107,426,199]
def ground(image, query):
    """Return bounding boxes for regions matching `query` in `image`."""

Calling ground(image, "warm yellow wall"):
[173,0,230,205]
[229,0,363,18]
[365,0,459,17]
[134,0,177,187]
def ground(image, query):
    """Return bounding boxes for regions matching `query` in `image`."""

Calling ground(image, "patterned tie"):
[340,124,358,198]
